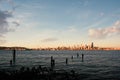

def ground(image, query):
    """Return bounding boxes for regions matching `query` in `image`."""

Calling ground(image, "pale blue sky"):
[0,0,120,48]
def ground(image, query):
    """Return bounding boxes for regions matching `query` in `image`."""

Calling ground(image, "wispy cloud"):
[67,26,77,32]
[0,10,12,44]
[0,0,18,44]
[77,0,89,7]
[88,21,120,39]
[100,12,105,17]
[0,39,6,45]
[12,20,20,26]
[41,37,58,42]
[0,10,12,34]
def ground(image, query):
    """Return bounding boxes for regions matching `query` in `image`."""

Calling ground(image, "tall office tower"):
[91,42,94,49]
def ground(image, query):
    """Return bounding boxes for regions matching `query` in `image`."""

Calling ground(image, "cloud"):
[0,10,12,44]
[88,21,120,39]
[12,20,20,26]
[83,0,89,6]
[100,12,105,16]
[0,39,6,45]
[41,37,58,42]
[78,0,89,7]
[0,0,18,44]
[0,10,12,34]
[0,0,18,33]
[67,26,77,32]
[7,0,18,11]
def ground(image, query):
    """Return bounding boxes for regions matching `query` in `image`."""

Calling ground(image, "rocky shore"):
[0,65,83,80]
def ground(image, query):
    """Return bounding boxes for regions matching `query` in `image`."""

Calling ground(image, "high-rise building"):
[91,42,94,49]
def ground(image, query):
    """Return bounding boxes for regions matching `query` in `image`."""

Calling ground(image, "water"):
[0,50,120,79]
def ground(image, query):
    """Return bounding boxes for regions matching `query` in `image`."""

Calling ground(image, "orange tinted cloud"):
[88,21,120,39]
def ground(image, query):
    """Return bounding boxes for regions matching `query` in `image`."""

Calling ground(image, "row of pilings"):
[10,50,84,69]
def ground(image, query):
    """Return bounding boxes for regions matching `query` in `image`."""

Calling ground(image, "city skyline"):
[0,0,120,48]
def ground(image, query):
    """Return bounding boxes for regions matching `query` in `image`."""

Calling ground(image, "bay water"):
[0,50,120,79]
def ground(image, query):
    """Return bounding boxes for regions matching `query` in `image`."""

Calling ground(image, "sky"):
[0,0,120,48]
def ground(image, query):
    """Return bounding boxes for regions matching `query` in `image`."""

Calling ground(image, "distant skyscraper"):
[91,42,94,49]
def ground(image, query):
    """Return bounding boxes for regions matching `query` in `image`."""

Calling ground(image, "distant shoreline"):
[0,43,120,51]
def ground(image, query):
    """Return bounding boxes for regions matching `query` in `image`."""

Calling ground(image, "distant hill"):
[0,46,29,50]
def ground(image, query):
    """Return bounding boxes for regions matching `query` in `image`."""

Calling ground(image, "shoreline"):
[0,65,120,80]
[0,65,82,80]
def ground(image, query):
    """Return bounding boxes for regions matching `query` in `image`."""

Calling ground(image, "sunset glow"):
[0,0,120,48]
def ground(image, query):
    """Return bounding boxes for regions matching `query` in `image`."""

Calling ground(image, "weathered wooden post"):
[71,56,73,59]
[53,59,55,67]
[77,53,79,58]
[13,49,16,65]
[82,54,84,62]
[51,56,55,70]
[51,56,53,61]
[51,56,53,66]
[10,60,12,66]
[66,58,68,65]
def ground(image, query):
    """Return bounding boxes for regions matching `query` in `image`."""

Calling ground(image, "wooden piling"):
[71,56,73,59]
[82,54,84,62]
[51,56,53,61]
[10,60,12,66]
[13,49,16,65]
[66,58,68,65]
[77,53,79,58]
[53,59,55,67]
[51,56,55,69]
[51,56,53,66]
